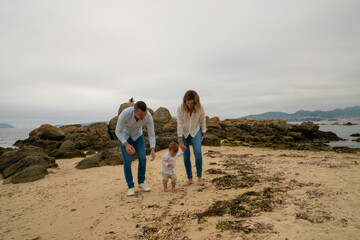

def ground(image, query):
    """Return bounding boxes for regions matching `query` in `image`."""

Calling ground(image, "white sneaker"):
[139,183,151,192]
[127,188,135,196]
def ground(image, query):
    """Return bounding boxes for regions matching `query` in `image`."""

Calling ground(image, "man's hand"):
[201,132,205,142]
[124,142,135,155]
[150,148,156,161]
[167,163,174,168]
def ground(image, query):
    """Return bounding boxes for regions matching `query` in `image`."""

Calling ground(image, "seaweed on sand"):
[195,188,277,224]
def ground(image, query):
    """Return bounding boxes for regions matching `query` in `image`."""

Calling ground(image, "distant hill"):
[242,106,360,121]
[0,123,15,128]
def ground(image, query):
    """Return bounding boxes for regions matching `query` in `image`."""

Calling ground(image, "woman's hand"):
[201,132,205,142]
[180,142,187,152]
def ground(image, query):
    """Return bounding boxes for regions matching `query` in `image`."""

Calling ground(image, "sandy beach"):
[1,145,359,240]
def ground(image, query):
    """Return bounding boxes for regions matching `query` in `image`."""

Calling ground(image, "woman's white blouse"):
[177,105,207,138]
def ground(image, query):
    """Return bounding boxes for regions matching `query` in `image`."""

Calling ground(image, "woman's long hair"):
[182,90,201,113]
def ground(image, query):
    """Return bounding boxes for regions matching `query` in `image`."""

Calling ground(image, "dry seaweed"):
[206,168,228,174]
[195,188,277,224]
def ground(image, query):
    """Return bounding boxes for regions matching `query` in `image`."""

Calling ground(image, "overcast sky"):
[1,0,359,127]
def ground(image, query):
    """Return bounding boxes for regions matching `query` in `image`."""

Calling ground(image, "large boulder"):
[118,102,135,115]
[109,116,119,139]
[63,122,113,151]
[0,146,56,183]
[202,133,221,146]
[153,107,172,123]
[4,165,48,184]
[29,124,65,140]
[75,147,124,169]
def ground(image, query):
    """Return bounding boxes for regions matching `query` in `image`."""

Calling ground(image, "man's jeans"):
[182,129,203,179]
[119,135,147,189]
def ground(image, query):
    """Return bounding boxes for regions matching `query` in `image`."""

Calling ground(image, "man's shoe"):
[127,188,135,196]
[139,183,151,192]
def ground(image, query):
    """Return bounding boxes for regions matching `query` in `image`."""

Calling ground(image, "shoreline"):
[1,146,359,239]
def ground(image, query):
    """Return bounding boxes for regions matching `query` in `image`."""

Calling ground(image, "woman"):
[177,90,207,186]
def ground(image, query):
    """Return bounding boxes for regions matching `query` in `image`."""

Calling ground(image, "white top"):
[115,107,156,148]
[162,150,183,175]
[177,105,207,138]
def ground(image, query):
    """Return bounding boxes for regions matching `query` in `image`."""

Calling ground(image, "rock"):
[153,107,172,123]
[162,120,177,133]
[0,147,13,157]
[118,102,135,115]
[298,122,319,132]
[109,116,118,139]
[287,132,304,140]
[0,146,55,182]
[208,117,220,123]
[268,120,288,132]
[152,132,178,150]
[59,124,82,134]
[354,137,360,142]
[85,150,97,155]
[49,149,86,159]
[4,165,48,184]
[350,133,360,137]
[64,122,112,151]
[59,140,79,151]
[30,124,65,140]
[207,116,222,130]
[75,147,124,169]
[202,133,221,146]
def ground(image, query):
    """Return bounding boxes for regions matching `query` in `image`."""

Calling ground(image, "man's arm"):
[115,110,135,155]
[145,112,156,160]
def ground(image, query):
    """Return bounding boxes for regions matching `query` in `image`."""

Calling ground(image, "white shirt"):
[177,105,206,138]
[115,107,156,148]
[162,150,183,175]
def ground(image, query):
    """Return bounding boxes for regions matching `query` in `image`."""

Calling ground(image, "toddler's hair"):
[169,142,179,152]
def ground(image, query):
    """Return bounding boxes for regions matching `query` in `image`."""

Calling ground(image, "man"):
[115,101,156,196]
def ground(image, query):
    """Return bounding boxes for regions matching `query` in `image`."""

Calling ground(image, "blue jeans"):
[182,129,203,179]
[119,135,147,189]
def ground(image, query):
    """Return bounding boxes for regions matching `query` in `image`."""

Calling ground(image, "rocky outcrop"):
[205,119,343,150]
[12,105,346,161]
[14,122,118,158]
[153,107,172,123]
[0,146,56,183]
[75,147,124,169]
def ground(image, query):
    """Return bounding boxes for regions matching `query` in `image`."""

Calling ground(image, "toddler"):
[162,142,183,191]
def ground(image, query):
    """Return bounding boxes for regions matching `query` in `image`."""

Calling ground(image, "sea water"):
[289,120,360,149]
[0,128,33,148]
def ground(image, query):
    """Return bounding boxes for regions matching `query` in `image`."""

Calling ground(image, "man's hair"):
[134,101,147,112]
[169,142,179,152]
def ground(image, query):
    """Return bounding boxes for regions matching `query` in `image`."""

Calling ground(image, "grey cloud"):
[1,0,360,127]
